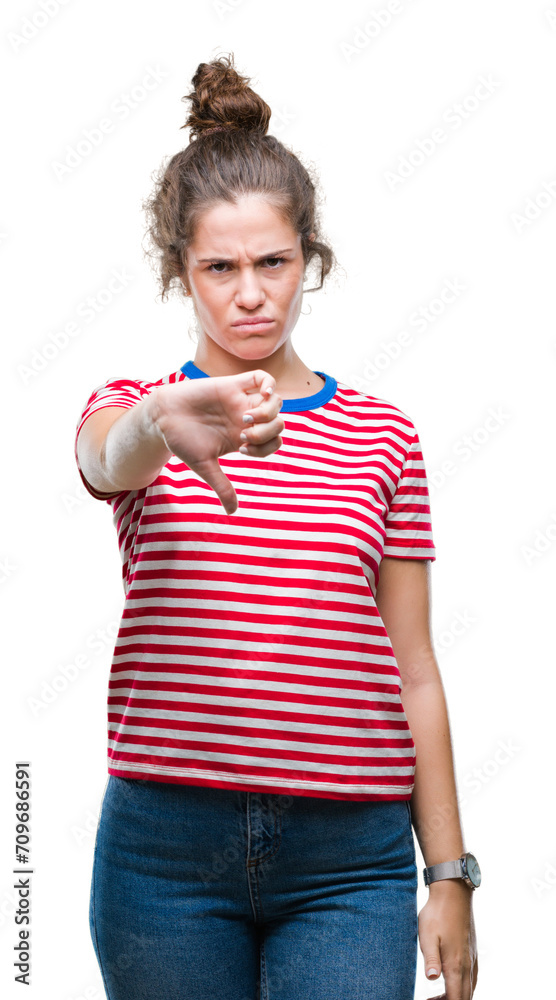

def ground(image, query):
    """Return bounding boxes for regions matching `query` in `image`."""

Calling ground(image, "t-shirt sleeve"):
[383,429,436,561]
[74,377,149,501]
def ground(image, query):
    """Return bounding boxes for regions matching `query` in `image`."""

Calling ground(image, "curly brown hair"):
[141,52,337,303]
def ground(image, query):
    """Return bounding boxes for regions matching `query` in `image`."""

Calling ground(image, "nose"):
[234,266,266,310]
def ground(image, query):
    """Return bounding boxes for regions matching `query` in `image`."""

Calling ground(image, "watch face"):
[464,853,481,887]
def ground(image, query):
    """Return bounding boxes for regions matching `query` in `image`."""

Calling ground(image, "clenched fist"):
[152,369,285,515]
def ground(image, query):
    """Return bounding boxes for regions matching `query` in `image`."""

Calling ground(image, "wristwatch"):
[423,852,481,890]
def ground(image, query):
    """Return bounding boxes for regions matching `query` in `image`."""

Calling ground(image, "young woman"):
[75,53,479,1000]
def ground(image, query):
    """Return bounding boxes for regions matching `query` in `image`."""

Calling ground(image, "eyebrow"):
[197,248,294,264]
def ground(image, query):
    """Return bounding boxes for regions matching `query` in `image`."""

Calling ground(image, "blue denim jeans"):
[89,775,418,999]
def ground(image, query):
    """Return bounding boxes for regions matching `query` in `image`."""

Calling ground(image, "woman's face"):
[182,193,310,362]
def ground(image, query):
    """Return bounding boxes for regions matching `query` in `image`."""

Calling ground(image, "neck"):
[191,341,321,398]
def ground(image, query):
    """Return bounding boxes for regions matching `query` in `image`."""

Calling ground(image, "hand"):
[418,881,479,999]
[154,368,284,515]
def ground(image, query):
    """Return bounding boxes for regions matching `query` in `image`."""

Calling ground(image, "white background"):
[1,0,555,997]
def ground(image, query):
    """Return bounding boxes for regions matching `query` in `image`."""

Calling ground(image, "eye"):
[206,256,287,273]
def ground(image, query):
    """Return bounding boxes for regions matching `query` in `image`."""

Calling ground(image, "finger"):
[243,389,282,423]
[423,950,442,984]
[443,964,465,1000]
[240,414,284,447]
[239,434,283,458]
[468,956,478,999]
[237,368,277,404]
[190,457,238,515]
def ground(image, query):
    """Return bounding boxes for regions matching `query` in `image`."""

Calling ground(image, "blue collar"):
[180,360,337,413]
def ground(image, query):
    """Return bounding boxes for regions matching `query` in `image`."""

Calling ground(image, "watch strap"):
[424,859,463,884]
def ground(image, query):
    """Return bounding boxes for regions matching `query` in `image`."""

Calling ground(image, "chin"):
[235,348,277,364]
[228,337,282,359]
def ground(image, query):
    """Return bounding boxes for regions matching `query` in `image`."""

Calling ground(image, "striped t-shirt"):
[74,359,436,801]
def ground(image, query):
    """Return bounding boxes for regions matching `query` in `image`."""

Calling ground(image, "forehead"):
[190,194,299,255]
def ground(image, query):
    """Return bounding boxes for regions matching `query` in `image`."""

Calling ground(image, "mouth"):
[231,319,275,332]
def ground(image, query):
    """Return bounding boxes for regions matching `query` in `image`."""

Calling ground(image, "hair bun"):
[182,52,271,139]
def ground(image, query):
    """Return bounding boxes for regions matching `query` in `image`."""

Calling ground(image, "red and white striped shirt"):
[74,360,436,801]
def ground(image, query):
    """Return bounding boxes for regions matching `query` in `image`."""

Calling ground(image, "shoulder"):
[79,367,185,403]
[333,378,418,442]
